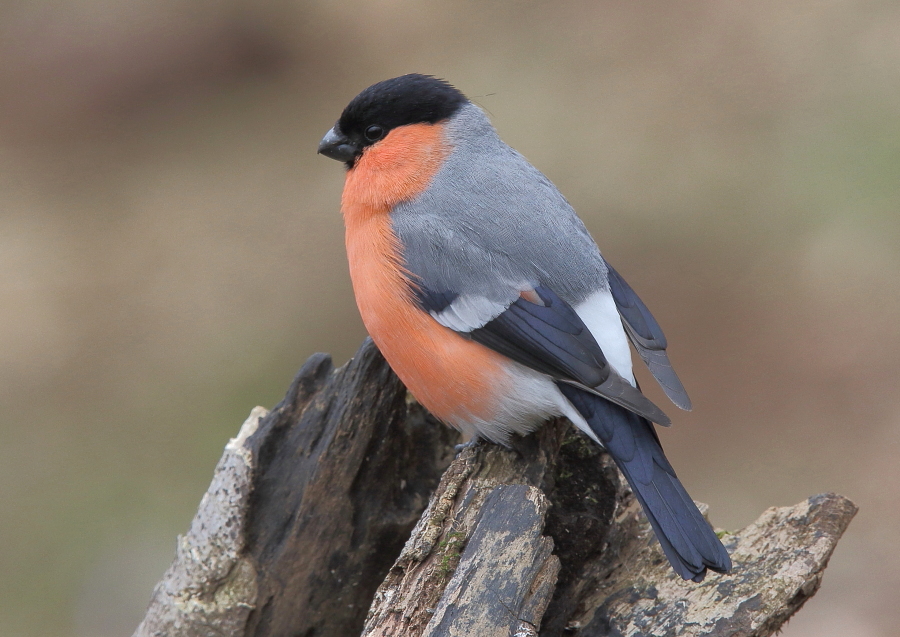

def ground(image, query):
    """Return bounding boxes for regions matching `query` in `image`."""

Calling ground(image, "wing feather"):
[606,263,692,410]
[415,282,671,426]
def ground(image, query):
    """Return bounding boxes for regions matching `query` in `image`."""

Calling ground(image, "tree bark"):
[134,339,857,637]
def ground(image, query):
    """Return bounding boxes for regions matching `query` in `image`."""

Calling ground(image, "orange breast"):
[341,122,510,426]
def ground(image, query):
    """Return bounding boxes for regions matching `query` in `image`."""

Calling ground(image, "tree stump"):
[133,339,857,637]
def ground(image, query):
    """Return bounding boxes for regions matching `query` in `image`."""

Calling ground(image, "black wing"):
[606,263,692,410]
[416,283,670,426]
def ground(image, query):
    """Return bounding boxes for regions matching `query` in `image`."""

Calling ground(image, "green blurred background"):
[1,1,897,635]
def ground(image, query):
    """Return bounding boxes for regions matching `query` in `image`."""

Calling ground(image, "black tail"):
[558,383,731,582]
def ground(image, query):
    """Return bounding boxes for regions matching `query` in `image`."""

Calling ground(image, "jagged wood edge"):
[132,337,858,637]
[361,431,857,637]
[133,340,459,637]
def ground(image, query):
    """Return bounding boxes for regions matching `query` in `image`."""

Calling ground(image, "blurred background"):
[1,1,897,635]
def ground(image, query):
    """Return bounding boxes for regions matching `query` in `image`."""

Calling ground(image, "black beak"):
[317,126,359,162]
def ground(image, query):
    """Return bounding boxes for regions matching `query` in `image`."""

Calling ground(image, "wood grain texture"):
[133,406,266,637]
[134,339,459,637]
[361,426,857,637]
[565,492,857,636]
[424,485,559,637]
[134,337,857,637]
[361,421,619,637]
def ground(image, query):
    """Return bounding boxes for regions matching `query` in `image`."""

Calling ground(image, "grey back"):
[391,103,609,308]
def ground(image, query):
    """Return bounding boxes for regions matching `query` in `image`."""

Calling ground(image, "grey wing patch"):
[606,263,692,410]
[432,294,509,332]
[411,283,513,332]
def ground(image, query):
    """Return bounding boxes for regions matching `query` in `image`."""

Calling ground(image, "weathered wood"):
[131,406,266,637]
[425,484,559,636]
[361,422,580,637]
[134,339,857,637]
[555,492,857,636]
[133,339,459,637]
[361,424,857,637]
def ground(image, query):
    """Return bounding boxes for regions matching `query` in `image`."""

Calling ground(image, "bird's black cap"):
[338,74,467,137]
[318,74,467,165]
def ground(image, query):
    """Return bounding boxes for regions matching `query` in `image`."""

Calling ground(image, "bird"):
[317,73,731,582]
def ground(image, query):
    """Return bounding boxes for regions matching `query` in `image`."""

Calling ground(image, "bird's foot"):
[454,436,482,455]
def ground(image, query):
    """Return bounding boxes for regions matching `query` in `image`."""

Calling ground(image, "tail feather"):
[558,383,731,581]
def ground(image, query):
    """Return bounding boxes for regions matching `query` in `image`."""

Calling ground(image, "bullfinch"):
[317,74,731,582]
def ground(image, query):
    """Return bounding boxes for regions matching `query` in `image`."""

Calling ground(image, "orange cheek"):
[342,122,450,214]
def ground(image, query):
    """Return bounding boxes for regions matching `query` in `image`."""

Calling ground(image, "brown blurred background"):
[1,1,897,635]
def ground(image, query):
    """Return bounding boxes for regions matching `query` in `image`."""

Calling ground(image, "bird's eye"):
[364,125,385,142]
